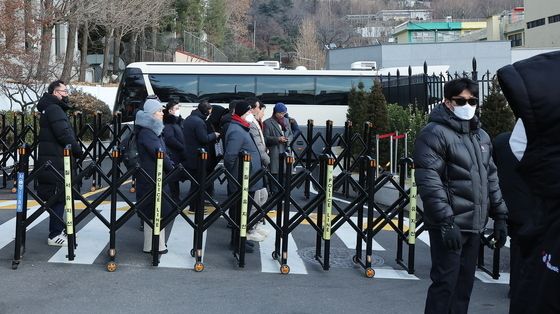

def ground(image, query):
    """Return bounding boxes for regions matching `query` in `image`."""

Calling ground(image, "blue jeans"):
[48,202,65,239]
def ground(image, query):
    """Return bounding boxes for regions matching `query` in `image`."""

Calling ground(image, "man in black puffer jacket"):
[497,51,560,314]
[414,78,508,314]
[36,80,83,247]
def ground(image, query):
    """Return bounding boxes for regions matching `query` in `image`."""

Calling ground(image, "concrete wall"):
[524,0,560,48]
[327,41,511,75]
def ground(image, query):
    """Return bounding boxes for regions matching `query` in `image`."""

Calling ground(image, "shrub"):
[347,81,369,135]
[480,78,515,139]
[68,90,112,140]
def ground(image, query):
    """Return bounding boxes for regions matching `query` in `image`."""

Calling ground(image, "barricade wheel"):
[11,261,19,270]
[11,187,17,193]
[129,187,136,193]
[280,264,290,274]
[272,251,279,260]
[365,267,375,278]
[106,261,117,272]
[190,249,195,257]
[194,262,204,272]
[90,186,96,192]
[352,255,359,264]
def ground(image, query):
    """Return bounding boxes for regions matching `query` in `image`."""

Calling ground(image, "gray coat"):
[224,120,264,193]
[263,116,293,174]
[249,120,270,167]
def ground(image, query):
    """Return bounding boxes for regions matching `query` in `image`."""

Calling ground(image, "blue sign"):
[16,172,25,213]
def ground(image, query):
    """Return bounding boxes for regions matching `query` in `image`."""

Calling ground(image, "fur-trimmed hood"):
[135,110,164,136]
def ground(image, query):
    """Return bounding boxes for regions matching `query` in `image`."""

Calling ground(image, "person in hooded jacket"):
[37,80,83,247]
[135,98,174,254]
[497,51,560,314]
[162,100,186,202]
[182,101,220,210]
[413,78,508,314]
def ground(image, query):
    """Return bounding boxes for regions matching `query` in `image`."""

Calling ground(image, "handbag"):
[214,139,224,157]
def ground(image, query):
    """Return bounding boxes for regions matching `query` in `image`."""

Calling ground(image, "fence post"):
[106,147,120,272]
[279,152,293,274]
[408,162,417,274]
[364,156,377,278]
[423,61,429,112]
[304,119,314,199]
[408,65,413,106]
[396,70,401,106]
[194,148,207,272]
[343,121,352,197]
[236,151,251,268]
[12,145,30,270]
[321,155,335,271]
[151,149,164,266]
[471,57,478,81]
[63,145,76,261]
[325,120,333,156]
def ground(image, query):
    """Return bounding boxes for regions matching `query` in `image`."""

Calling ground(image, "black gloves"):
[493,218,508,249]
[440,217,462,251]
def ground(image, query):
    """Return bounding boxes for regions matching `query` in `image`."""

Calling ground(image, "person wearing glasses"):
[413,78,508,314]
[36,80,83,246]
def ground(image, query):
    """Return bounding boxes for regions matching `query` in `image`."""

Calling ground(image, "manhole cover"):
[297,247,385,269]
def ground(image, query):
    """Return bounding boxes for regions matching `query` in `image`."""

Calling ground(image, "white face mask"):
[172,111,181,117]
[452,105,476,120]
[245,113,255,123]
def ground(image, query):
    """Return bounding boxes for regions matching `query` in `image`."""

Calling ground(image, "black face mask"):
[61,96,69,104]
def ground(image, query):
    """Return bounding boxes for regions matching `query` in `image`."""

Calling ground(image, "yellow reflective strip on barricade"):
[408,169,417,245]
[240,159,250,237]
[154,156,163,236]
[323,162,334,240]
[63,155,74,235]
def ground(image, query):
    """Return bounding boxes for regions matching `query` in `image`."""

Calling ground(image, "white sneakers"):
[47,232,68,247]
[253,223,270,237]
[247,230,266,242]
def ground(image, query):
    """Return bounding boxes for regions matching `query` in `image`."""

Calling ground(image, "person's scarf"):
[232,114,250,129]
[274,115,287,131]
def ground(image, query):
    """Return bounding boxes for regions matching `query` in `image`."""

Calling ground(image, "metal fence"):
[3,112,502,278]
[380,58,496,112]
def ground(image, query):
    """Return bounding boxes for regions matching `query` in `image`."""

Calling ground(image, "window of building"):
[508,33,523,47]
[549,14,560,24]
[527,18,545,29]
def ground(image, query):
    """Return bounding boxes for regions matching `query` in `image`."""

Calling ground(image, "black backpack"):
[120,130,139,169]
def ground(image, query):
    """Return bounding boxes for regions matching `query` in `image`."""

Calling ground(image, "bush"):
[347,81,369,135]
[480,78,515,139]
[68,90,112,140]
[387,103,429,156]
[0,111,36,147]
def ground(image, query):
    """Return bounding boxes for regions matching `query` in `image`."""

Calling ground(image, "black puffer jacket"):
[497,51,560,200]
[181,110,217,170]
[162,114,186,164]
[414,104,507,232]
[36,93,82,201]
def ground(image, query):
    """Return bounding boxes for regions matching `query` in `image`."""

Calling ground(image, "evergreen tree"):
[176,0,204,35]
[368,79,390,168]
[205,0,227,47]
[480,78,515,139]
[347,81,368,135]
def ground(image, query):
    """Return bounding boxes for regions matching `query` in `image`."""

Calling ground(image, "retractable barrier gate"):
[6,112,503,279]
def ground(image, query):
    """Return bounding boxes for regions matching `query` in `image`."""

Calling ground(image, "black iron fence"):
[4,111,503,279]
[380,58,496,112]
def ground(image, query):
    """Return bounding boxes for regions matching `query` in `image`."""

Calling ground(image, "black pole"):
[12,145,29,270]
[304,119,313,199]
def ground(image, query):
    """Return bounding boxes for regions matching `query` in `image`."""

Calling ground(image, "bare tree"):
[225,0,251,43]
[295,18,325,69]
[96,0,172,81]
[36,0,68,81]
[314,2,358,48]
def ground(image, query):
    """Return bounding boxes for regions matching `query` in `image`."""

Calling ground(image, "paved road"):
[0,178,511,314]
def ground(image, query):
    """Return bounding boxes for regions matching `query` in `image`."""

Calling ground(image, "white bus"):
[113,61,448,126]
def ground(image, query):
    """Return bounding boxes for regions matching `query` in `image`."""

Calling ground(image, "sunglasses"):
[451,97,478,106]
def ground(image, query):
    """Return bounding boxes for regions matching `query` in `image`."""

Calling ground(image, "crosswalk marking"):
[0,205,48,251]
[48,205,125,264]
[475,271,509,284]
[336,217,385,251]
[259,221,308,274]
[372,267,420,280]
[159,216,207,269]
